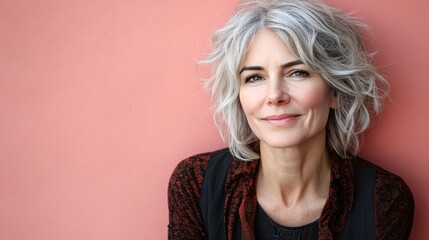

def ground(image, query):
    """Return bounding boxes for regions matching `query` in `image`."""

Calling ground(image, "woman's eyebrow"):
[281,60,303,69]
[239,60,303,74]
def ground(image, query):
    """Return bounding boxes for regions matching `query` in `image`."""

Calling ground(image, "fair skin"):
[239,28,336,227]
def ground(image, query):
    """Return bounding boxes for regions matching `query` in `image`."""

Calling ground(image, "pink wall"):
[0,0,427,239]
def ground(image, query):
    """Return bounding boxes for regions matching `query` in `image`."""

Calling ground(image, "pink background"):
[0,0,428,239]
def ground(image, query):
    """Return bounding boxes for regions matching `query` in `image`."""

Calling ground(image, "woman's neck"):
[257,139,332,207]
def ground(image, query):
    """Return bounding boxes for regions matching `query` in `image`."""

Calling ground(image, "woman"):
[168,0,414,239]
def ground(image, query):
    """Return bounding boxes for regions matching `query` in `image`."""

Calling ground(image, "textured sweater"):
[168,150,414,239]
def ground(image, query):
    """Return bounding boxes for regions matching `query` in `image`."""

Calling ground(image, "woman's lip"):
[262,114,300,125]
[262,114,300,120]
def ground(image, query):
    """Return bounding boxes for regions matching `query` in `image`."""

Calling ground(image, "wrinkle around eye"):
[244,74,264,83]
[288,70,310,78]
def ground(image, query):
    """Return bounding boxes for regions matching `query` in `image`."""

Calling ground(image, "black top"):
[254,203,318,239]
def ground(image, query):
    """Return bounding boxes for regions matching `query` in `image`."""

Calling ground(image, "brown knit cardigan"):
[168,151,414,239]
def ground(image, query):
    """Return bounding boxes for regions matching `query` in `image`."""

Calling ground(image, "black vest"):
[199,148,375,239]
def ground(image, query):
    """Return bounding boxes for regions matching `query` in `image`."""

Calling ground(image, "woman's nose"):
[266,79,289,106]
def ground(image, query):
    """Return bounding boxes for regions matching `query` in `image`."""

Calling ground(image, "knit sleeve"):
[374,167,414,240]
[168,153,210,240]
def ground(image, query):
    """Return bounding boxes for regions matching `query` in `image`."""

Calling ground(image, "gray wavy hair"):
[202,0,389,160]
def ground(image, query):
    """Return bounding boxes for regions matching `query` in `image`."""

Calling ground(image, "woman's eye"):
[290,70,309,78]
[245,75,263,83]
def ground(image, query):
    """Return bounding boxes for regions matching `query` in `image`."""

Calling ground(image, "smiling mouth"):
[262,114,300,125]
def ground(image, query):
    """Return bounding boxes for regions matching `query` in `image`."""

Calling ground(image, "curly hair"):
[201,0,389,160]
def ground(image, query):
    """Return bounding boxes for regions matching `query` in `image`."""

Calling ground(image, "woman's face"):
[239,28,335,150]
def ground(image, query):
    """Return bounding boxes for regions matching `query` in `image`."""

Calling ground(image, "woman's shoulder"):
[350,157,413,198]
[175,151,212,172]
[371,161,414,201]
[169,151,212,190]
[168,147,250,195]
